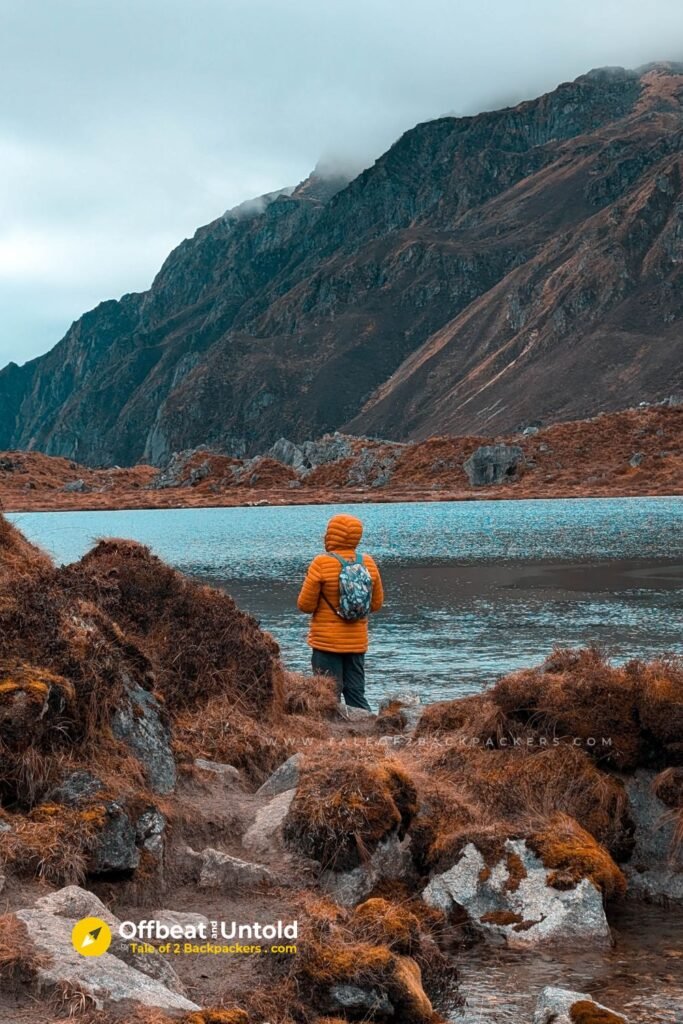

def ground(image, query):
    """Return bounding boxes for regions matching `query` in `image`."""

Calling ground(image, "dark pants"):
[311,649,371,711]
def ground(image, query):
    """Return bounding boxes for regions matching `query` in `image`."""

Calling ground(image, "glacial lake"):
[9,496,683,706]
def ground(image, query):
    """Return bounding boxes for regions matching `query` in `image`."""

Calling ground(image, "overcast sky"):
[1,0,682,368]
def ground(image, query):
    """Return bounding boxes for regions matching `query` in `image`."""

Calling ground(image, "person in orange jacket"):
[297,513,384,711]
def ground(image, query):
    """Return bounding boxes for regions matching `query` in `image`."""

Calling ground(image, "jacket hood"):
[325,514,363,552]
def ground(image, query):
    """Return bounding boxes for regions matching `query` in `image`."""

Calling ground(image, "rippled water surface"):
[9,497,683,703]
[453,902,683,1023]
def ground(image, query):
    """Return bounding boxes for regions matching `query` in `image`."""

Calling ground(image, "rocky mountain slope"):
[2,63,682,467]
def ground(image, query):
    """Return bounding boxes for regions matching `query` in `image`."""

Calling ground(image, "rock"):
[243,788,296,856]
[30,886,189,1000]
[194,758,241,783]
[47,770,103,807]
[346,444,403,488]
[267,438,306,471]
[522,426,540,435]
[378,692,423,733]
[196,849,274,889]
[533,986,627,1023]
[629,452,645,467]
[15,908,198,1012]
[63,479,89,493]
[321,833,413,907]
[181,845,274,888]
[423,839,611,947]
[34,885,118,929]
[256,754,301,798]
[152,910,210,934]
[329,983,394,1015]
[268,433,356,475]
[338,704,375,721]
[0,820,10,833]
[463,444,525,486]
[90,802,140,874]
[135,808,166,858]
[624,770,683,904]
[111,680,176,794]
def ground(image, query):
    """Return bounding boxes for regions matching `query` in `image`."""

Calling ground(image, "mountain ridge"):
[2,62,682,466]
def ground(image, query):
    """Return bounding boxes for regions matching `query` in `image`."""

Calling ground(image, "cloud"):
[1,0,682,366]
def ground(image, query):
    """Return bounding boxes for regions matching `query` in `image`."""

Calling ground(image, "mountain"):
[2,63,682,466]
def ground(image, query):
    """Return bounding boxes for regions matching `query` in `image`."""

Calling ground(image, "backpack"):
[325,553,373,621]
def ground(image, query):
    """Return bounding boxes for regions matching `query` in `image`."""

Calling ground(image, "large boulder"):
[463,444,525,485]
[533,986,627,1023]
[16,885,196,1011]
[423,839,611,947]
[624,770,683,904]
[33,886,185,995]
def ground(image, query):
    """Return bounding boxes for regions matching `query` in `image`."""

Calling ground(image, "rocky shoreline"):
[0,513,681,1023]
[0,405,681,513]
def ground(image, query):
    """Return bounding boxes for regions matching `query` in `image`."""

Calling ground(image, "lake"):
[8,496,683,705]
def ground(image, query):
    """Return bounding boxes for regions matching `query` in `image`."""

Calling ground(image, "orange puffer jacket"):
[297,513,384,653]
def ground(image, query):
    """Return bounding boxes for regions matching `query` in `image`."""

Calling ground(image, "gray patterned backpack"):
[327,553,373,621]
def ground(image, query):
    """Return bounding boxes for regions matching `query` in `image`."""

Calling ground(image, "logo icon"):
[71,917,112,957]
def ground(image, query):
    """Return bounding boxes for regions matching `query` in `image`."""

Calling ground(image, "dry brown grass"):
[414,695,508,744]
[528,813,626,899]
[490,648,643,769]
[292,897,444,1024]
[281,671,338,718]
[284,746,418,871]
[486,648,683,770]
[419,743,631,860]
[0,913,52,987]
[569,1000,626,1023]
[60,538,283,715]
[184,1012,250,1024]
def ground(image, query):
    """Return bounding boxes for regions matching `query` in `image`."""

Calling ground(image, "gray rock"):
[112,681,176,794]
[256,754,301,798]
[30,887,188,999]
[267,438,306,470]
[195,848,274,888]
[321,833,413,907]
[90,802,140,874]
[194,758,241,783]
[0,820,10,833]
[629,452,645,467]
[152,910,210,934]
[243,788,296,856]
[463,444,525,486]
[15,908,198,1012]
[34,886,118,928]
[423,839,610,947]
[135,808,166,859]
[624,770,683,904]
[533,986,627,1023]
[63,479,89,493]
[378,692,423,733]
[338,704,375,721]
[330,982,394,1015]
[47,770,103,807]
